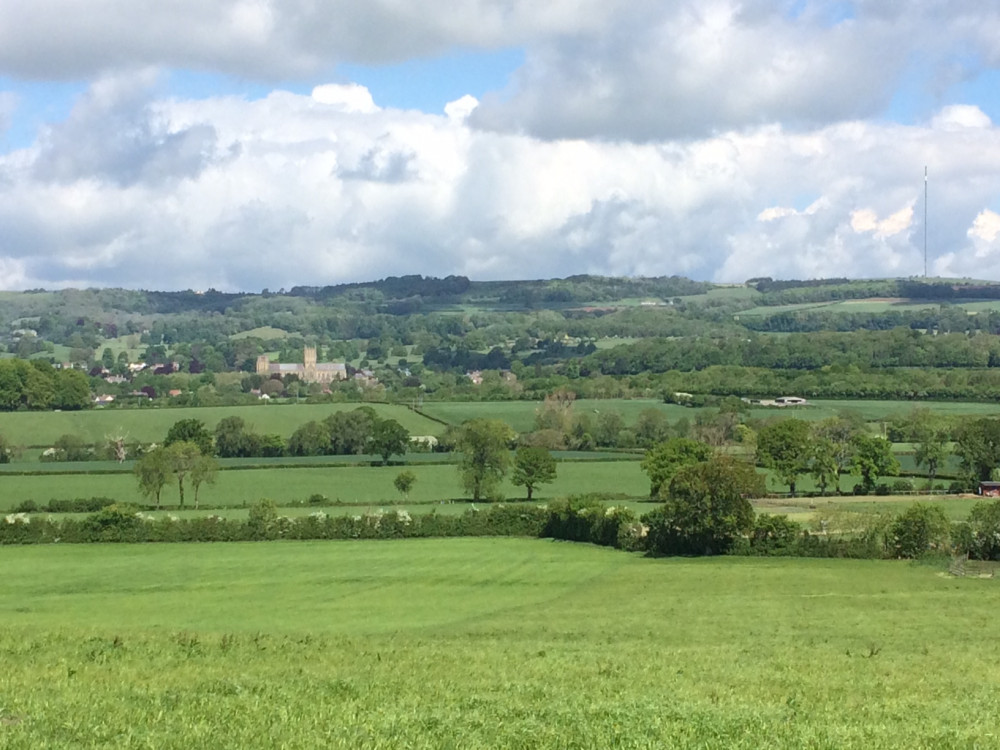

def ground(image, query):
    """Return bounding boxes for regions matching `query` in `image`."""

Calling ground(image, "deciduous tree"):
[135,447,170,508]
[643,457,765,556]
[850,434,900,492]
[511,446,557,501]
[371,418,410,465]
[394,470,416,499]
[164,418,213,456]
[756,419,812,496]
[457,419,515,502]
[640,437,713,498]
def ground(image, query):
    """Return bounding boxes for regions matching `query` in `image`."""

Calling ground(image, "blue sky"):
[1,1,1000,290]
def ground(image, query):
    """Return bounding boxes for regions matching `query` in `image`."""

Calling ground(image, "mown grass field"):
[0,403,444,447]
[2,538,999,748]
[0,459,651,510]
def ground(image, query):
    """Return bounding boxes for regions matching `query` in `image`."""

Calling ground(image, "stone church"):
[256,347,347,384]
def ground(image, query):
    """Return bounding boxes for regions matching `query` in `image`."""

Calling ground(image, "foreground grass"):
[1,539,998,748]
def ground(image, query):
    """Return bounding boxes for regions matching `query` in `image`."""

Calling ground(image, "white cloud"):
[969,209,1000,243]
[2,79,1000,290]
[850,205,913,238]
[311,84,378,114]
[931,105,993,131]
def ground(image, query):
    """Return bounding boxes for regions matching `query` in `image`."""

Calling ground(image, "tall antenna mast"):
[924,166,928,278]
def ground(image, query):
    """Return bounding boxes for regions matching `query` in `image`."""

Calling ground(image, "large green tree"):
[214,416,259,458]
[640,437,713,498]
[808,437,840,496]
[643,457,765,556]
[511,445,557,501]
[850,434,900,492]
[756,418,811,496]
[954,418,1000,484]
[457,419,515,502]
[370,418,410,465]
[164,418,213,456]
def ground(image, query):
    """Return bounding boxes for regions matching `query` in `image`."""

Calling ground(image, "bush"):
[540,496,638,549]
[890,504,951,558]
[891,479,914,493]
[746,514,803,556]
[957,499,1000,560]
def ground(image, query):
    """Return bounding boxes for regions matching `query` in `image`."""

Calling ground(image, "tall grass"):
[2,539,999,748]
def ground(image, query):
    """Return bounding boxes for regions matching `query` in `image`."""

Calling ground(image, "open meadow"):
[0,403,444,447]
[0,459,651,511]
[1,538,998,748]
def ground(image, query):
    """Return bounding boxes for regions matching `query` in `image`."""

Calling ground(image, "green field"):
[751,399,1000,423]
[419,399,682,432]
[738,296,1000,318]
[0,403,444,447]
[6,398,1000,452]
[0,459,650,511]
[229,326,289,340]
[2,538,999,748]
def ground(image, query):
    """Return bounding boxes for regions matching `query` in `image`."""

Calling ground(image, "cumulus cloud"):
[470,1,1000,140]
[2,73,1000,290]
[0,0,617,79]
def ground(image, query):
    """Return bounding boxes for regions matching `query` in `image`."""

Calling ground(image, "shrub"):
[247,498,279,539]
[891,479,914,493]
[890,504,951,558]
[958,499,1000,560]
[747,514,803,556]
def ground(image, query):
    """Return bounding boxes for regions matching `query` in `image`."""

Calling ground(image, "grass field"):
[5,398,1000,451]
[738,296,1000,318]
[419,398,683,432]
[2,538,999,748]
[0,403,444,447]
[0,459,650,510]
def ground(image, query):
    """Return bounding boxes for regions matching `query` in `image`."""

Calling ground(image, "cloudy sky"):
[2,0,1000,291]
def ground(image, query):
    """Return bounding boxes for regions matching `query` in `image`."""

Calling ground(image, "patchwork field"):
[1,539,998,748]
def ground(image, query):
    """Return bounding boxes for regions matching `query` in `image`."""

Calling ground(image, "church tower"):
[304,346,317,381]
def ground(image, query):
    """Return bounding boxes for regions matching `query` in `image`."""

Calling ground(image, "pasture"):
[736,296,1000,317]
[1,538,999,748]
[0,459,651,511]
[0,402,444,447]
[419,398,686,432]
[5,397,999,452]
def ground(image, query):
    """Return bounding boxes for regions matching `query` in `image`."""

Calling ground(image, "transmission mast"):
[924,166,928,278]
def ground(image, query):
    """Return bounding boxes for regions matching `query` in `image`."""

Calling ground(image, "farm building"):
[979,482,1000,497]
